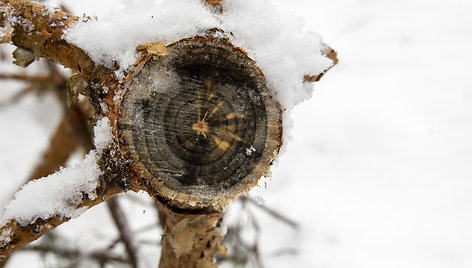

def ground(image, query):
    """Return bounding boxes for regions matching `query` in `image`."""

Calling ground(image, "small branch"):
[20,244,130,264]
[0,84,36,109]
[0,150,138,260]
[106,197,139,268]
[0,73,51,83]
[0,256,9,268]
[304,44,338,82]
[0,0,96,75]
[246,208,264,268]
[239,196,299,229]
[27,115,80,180]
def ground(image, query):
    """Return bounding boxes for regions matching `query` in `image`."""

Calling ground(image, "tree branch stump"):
[116,35,283,266]
[117,35,283,212]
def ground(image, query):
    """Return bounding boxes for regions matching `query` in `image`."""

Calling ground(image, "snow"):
[63,0,220,76]
[0,117,112,227]
[63,0,333,115]
[0,4,37,37]
[2,0,472,267]
[245,146,256,156]
[220,0,333,110]
[92,116,112,151]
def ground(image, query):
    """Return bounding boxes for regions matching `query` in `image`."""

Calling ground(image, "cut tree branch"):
[0,0,94,74]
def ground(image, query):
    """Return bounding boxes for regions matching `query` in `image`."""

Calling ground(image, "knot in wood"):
[117,36,282,211]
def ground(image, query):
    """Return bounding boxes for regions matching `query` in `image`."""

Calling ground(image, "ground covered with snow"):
[1,0,472,267]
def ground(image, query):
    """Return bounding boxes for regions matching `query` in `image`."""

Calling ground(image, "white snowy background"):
[1,0,472,267]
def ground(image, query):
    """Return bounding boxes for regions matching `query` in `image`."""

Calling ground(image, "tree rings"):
[117,36,283,211]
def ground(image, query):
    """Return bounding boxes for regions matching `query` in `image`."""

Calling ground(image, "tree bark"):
[158,204,225,268]
[0,0,93,74]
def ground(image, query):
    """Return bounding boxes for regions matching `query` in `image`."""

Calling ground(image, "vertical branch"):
[158,204,225,268]
[106,197,139,268]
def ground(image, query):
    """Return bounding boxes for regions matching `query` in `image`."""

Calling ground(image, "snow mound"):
[63,0,334,113]
[1,117,112,226]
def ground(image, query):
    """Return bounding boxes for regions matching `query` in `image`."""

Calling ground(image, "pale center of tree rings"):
[117,36,283,211]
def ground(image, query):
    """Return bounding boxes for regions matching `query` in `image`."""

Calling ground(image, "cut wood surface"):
[118,36,283,212]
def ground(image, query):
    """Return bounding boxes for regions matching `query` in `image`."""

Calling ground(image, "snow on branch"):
[0,117,121,259]
[63,0,336,112]
[1,117,111,226]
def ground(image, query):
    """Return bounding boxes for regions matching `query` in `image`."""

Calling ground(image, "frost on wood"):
[0,228,11,248]
[0,4,35,43]
[93,116,113,151]
[0,117,112,227]
[0,6,14,43]
[63,0,335,113]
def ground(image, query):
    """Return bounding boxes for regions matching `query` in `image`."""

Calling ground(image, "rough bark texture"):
[158,204,225,268]
[0,0,92,74]
[0,0,118,105]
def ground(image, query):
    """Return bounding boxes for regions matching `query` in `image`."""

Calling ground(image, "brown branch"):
[27,115,80,180]
[0,73,51,83]
[304,44,338,83]
[106,197,139,268]
[20,244,130,264]
[1,62,94,182]
[0,256,9,268]
[0,147,139,260]
[0,0,97,75]
[158,203,226,268]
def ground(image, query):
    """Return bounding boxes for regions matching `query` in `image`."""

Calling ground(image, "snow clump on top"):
[63,0,334,113]
[0,117,112,227]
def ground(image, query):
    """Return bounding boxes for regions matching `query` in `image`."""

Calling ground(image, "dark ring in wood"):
[117,35,283,211]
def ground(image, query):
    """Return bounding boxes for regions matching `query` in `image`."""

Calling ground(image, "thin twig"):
[20,244,130,264]
[106,197,139,268]
[246,208,264,268]
[0,256,9,268]
[0,73,51,83]
[106,222,160,251]
[240,195,299,229]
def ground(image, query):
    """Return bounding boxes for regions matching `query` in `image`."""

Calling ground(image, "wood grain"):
[118,36,283,211]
